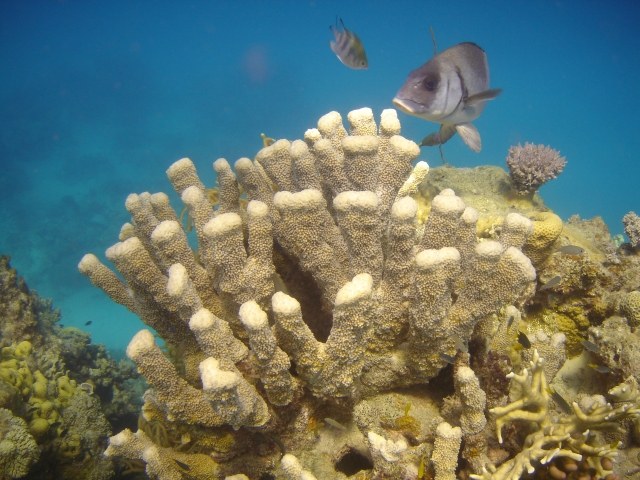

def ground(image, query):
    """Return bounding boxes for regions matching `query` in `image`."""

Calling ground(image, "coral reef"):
[506,142,566,195]
[473,349,639,480]
[76,108,640,479]
[0,407,39,478]
[622,211,640,249]
[0,255,142,478]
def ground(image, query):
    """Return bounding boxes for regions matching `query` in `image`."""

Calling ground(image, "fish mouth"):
[392,97,426,116]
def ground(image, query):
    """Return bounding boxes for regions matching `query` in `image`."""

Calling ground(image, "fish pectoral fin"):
[438,124,457,145]
[419,124,457,147]
[465,88,503,107]
[456,122,481,152]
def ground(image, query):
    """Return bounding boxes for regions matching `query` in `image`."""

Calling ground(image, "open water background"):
[1,0,638,352]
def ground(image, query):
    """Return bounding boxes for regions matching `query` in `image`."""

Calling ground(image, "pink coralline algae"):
[506,142,566,195]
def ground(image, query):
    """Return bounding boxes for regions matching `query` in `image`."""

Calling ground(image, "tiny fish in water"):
[452,334,468,353]
[85,321,92,326]
[517,331,531,349]
[540,275,562,291]
[546,387,572,414]
[324,417,347,430]
[581,340,598,353]
[589,363,610,374]
[393,42,501,155]
[173,459,191,471]
[439,353,455,364]
[329,18,368,70]
[418,456,426,479]
[556,245,584,255]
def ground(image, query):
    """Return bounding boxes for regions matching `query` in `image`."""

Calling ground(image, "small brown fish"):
[329,18,368,70]
[581,340,598,353]
[85,321,92,326]
[273,436,286,456]
[173,459,191,471]
[546,387,572,413]
[439,353,455,364]
[540,275,562,291]
[589,363,610,374]
[517,331,531,349]
[556,245,584,255]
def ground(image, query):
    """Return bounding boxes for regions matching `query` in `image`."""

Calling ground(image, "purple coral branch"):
[506,143,567,195]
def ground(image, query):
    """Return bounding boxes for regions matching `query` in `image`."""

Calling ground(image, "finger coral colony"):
[2,108,640,479]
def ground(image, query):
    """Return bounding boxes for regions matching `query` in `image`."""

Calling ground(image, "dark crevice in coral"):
[334,448,373,476]
[272,241,333,342]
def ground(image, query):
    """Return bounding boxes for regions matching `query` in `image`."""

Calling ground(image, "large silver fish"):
[393,42,501,153]
[330,18,368,70]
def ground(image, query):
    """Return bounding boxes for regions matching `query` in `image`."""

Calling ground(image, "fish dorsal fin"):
[465,88,503,107]
[455,122,481,152]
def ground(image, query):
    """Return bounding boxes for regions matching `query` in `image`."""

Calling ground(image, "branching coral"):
[80,108,541,478]
[506,143,566,195]
[472,350,640,480]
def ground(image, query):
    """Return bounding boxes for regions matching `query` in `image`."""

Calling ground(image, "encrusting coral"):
[77,108,639,479]
[0,407,39,478]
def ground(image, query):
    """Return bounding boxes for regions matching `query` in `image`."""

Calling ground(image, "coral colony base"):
[7,107,627,479]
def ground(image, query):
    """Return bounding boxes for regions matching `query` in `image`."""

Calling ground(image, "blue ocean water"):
[0,1,638,352]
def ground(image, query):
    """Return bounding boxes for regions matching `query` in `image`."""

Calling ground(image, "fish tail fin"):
[456,122,481,152]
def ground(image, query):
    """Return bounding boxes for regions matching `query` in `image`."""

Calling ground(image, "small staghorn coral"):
[472,350,640,480]
[506,142,566,195]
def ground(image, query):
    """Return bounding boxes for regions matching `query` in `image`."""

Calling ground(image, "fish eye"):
[422,73,438,91]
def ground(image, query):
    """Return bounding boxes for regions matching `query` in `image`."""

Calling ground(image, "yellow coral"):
[0,409,40,476]
[31,372,48,400]
[621,291,640,328]
[28,417,50,441]
[58,433,82,459]
[476,216,503,239]
[14,341,32,359]
[522,211,563,266]
[55,375,77,406]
